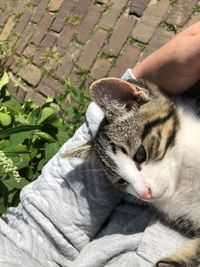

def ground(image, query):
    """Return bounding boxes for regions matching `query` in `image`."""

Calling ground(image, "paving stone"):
[165,0,199,27]
[76,5,102,44]
[30,0,41,5]
[99,0,129,29]
[141,27,175,60]
[38,81,56,98]
[31,0,50,23]
[129,0,150,17]
[140,0,170,27]
[0,16,15,41]
[79,29,107,69]
[91,58,111,79]
[16,24,36,55]
[95,0,111,4]
[132,23,155,43]
[51,1,75,33]
[103,16,136,56]
[40,77,64,94]
[17,87,28,102]
[26,92,46,106]
[0,6,12,27]
[14,11,32,35]
[32,13,55,46]
[73,0,91,17]
[14,0,28,13]
[23,45,36,58]
[7,79,17,98]
[131,0,170,43]
[9,56,20,74]
[55,45,82,79]
[57,25,75,54]
[48,0,64,12]
[109,44,140,77]
[19,64,42,86]
[3,55,14,69]
[185,13,200,27]
[33,32,57,65]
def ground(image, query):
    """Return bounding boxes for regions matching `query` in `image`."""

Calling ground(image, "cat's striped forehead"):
[139,97,179,161]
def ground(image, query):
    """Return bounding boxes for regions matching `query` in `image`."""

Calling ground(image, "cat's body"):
[63,78,200,266]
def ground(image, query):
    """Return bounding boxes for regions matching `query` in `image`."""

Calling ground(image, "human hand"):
[132,22,200,95]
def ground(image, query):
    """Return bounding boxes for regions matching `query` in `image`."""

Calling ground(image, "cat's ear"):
[89,77,150,119]
[62,143,92,159]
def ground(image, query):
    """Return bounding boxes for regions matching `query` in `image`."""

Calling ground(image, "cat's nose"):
[140,187,153,200]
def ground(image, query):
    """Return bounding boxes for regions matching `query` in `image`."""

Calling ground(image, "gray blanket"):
[0,102,187,267]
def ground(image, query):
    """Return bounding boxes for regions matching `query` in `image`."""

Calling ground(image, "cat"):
[63,77,200,267]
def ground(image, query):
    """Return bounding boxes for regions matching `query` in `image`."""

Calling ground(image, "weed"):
[160,22,180,34]
[66,13,82,27]
[75,65,90,85]
[110,57,117,68]
[19,56,33,66]
[105,27,114,40]
[43,47,62,65]
[128,36,146,51]
[169,0,177,6]
[0,40,12,60]
[192,4,200,14]
[13,12,23,23]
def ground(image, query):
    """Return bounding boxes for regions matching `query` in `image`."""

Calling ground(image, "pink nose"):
[140,188,153,200]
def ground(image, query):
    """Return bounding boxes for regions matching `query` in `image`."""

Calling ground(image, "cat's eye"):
[117,178,129,185]
[133,145,147,163]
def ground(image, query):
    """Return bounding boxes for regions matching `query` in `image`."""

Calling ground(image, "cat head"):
[67,78,180,203]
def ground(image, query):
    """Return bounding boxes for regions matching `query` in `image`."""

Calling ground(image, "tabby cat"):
[63,77,200,267]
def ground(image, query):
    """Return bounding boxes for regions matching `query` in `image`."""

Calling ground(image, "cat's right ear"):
[89,77,150,120]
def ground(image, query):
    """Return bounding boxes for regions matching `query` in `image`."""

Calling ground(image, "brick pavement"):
[0,0,199,105]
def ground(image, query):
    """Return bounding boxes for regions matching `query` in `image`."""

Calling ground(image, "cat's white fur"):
[108,105,200,226]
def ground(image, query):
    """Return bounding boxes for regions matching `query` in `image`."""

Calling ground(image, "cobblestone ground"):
[0,0,200,105]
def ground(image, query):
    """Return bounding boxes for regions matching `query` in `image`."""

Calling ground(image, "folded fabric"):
[0,72,188,266]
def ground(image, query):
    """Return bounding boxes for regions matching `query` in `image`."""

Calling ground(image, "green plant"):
[192,4,200,14]
[160,22,180,34]
[0,72,90,214]
[56,78,90,138]
[169,0,177,6]
[128,36,147,51]
[66,13,82,27]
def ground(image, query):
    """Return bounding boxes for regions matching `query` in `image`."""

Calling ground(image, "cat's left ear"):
[89,77,150,119]
[61,143,92,159]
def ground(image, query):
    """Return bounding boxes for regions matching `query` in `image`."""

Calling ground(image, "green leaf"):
[0,125,42,138]
[3,97,21,113]
[0,112,12,126]
[37,158,46,171]
[2,176,28,190]
[37,107,57,124]
[0,72,9,91]
[45,142,59,161]
[9,132,30,146]
[26,107,41,124]
[33,130,56,142]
